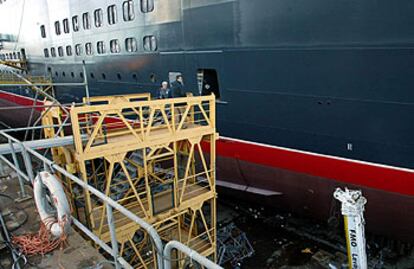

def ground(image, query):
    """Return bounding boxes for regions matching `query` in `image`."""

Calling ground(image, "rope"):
[11,221,67,257]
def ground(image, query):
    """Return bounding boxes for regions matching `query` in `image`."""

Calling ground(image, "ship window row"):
[51,70,141,82]
[0,52,22,60]
[43,36,157,58]
[40,0,153,38]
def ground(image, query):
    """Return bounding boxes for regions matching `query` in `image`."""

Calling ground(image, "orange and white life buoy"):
[33,171,71,237]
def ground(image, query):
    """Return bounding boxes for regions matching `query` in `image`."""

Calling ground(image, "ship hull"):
[0,90,42,128]
[217,151,414,242]
[214,137,414,241]
[0,91,412,241]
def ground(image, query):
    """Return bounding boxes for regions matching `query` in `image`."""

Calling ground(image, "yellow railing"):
[71,94,216,160]
[0,73,52,84]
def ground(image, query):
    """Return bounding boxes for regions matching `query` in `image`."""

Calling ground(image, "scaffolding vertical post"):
[334,188,368,269]
[106,203,121,269]
[19,142,34,184]
[8,139,27,200]
[82,61,90,105]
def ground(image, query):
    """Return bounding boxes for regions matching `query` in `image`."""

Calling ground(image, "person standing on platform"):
[158,81,170,99]
[170,75,186,98]
[170,75,187,126]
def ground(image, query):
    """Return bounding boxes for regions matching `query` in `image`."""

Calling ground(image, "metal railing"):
[0,129,223,269]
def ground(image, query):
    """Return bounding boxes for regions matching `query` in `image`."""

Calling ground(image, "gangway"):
[38,92,219,268]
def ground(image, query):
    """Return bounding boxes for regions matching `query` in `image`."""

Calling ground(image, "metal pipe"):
[28,101,56,135]
[82,61,90,105]
[71,218,133,269]
[0,83,86,87]
[106,204,121,269]
[163,240,223,269]
[8,70,70,116]
[0,155,30,182]
[53,114,70,138]
[24,90,39,141]
[0,104,82,110]
[8,139,27,198]
[19,144,34,184]
[1,123,72,133]
[0,134,83,154]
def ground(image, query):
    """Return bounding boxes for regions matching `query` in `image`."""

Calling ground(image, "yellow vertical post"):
[143,148,153,217]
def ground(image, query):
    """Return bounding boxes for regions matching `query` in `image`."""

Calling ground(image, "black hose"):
[0,193,13,201]
[0,193,29,232]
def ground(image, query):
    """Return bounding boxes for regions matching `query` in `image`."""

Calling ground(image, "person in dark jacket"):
[170,75,186,98]
[170,75,187,126]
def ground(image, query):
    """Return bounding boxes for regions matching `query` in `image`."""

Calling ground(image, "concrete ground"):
[0,167,113,269]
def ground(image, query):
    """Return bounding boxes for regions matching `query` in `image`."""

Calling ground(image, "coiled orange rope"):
[11,222,67,256]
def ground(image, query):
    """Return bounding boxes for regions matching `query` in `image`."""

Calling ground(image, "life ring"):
[33,171,71,237]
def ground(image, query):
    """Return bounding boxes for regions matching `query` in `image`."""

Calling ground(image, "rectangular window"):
[63,18,69,33]
[66,45,72,56]
[107,5,117,25]
[51,47,56,57]
[58,46,64,57]
[94,9,103,27]
[140,0,154,13]
[82,12,91,29]
[54,21,61,35]
[40,25,46,38]
[123,0,134,21]
[85,42,92,55]
[72,16,79,32]
[125,37,137,52]
[75,44,82,56]
[43,48,49,58]
[143,35,157,51]
[110,39,120,53]
[97,41,105,54]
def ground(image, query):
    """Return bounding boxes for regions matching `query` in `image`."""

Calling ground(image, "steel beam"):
[0,135,84,155]
[163,240,223,269]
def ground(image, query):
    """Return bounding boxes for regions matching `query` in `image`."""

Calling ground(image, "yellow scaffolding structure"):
[44,93,218,268]
[0,58,27,71]
[0,73,50,84]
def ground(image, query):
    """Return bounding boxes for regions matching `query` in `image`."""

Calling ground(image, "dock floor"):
[0,169,113,269]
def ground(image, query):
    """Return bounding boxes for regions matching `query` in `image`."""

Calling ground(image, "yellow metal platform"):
[42,92,218,269]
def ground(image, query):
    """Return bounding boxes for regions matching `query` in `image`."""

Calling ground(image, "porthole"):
[55,71,58,77]
[90,73,95,79]
[62,71,66,77]
[71,72,75,78]
[132,73,137,80]
[150,73,156,83]
[117,73,122,80]
[102,73,106,79]
[80,72,84,78]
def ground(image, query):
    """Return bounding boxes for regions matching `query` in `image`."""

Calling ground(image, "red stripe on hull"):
[0,90,44,110]
[214,138,414,196]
